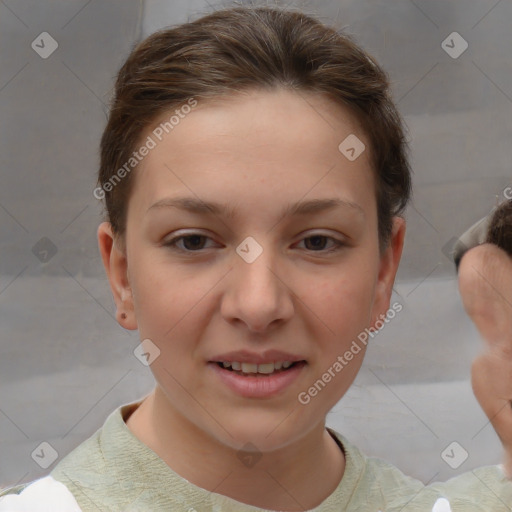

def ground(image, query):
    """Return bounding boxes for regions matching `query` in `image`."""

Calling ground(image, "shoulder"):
[0,475,82,511]
[47,401,153,510]
[328,427,425,489]
[0,406,121,511]
[328,428,512,511]
[424,464,512,511]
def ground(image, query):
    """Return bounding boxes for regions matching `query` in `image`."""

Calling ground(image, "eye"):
[163,233,217,252]
[296,234,346,253]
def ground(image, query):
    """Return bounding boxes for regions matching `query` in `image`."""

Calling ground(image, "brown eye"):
[164,234,215,252]
[299,235,345,253]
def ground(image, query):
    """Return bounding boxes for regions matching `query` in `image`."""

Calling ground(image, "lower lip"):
[208,362,306,398]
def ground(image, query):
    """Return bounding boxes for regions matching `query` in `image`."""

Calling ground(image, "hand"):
[458,243,512,478]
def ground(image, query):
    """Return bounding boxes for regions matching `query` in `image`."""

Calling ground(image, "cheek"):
[129,255,193,336]
[311,271,376,342]
[129,255,219,361]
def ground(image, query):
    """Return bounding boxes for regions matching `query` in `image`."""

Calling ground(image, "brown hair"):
[97,5,412,252]
[487,199,512,256]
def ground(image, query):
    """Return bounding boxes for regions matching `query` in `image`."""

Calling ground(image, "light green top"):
[1,400,512,511]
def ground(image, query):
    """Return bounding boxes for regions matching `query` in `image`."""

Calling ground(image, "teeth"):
[219,361,297,374]
[241,362,258,373]
[257,362,275,374]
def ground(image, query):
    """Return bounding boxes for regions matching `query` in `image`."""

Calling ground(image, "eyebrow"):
[146,196,365,220]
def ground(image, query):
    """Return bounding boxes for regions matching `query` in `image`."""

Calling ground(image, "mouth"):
[214,360,306,376]
[209,359,307,398]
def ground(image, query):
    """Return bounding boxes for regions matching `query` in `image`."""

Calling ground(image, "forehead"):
[128,88,375,221]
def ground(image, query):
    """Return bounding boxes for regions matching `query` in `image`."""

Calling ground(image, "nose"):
[221,241,294,334]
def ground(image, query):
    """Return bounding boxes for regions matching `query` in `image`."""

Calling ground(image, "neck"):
[125,387,346,511]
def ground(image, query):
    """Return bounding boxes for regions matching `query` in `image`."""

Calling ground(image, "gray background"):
[1,0,511,493]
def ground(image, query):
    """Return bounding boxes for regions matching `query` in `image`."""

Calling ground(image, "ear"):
[369,216,406,328]
[97,222,138,330]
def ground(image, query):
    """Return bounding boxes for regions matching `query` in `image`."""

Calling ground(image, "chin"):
[203,411,316,452]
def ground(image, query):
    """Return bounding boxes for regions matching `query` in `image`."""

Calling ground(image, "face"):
[99,88,404,452]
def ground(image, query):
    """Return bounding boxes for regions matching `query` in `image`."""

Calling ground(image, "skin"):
[97,87,406,510]
[458,243,512,478]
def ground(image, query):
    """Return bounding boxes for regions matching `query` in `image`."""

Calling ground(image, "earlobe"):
[370,217,406,328]
[97,222,137,330]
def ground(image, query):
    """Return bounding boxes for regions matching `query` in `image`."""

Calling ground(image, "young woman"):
[1,5,511,511]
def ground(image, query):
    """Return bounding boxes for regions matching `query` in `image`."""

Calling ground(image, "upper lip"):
[210,349,306,365]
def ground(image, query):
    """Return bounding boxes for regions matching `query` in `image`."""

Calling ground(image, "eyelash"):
[163,233,346,254]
